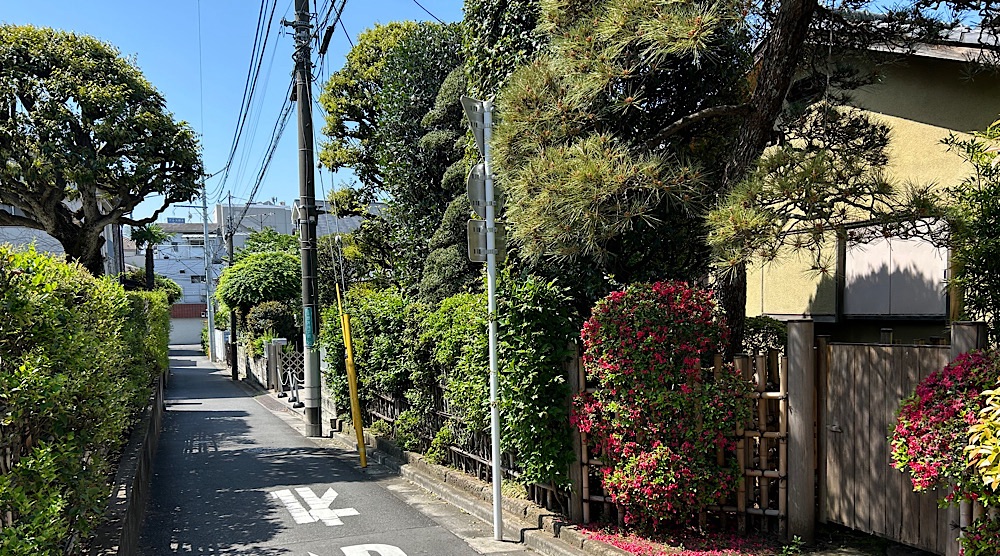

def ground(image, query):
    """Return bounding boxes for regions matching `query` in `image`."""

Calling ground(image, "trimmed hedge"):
[0,246,169,555]
[320,271,578,488]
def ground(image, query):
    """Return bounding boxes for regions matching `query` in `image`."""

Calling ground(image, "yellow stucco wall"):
[748,55,1000,319]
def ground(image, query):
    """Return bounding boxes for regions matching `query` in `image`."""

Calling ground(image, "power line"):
[229,80,295,235]
[411,0,444,24]
[215,0,281,201]
[340,19,354,49]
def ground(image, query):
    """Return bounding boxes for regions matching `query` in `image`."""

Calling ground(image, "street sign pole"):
[483,99,503,542]
[461,95,503,541]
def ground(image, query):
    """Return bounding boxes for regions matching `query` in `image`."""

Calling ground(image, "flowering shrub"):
[573,281,752,530]
[890,350,1000,499]
[960,514,1000,556]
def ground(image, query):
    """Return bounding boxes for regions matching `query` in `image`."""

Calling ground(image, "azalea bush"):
[573,281,752,530]
[890,350,1000,499]
[961,515,1000,556]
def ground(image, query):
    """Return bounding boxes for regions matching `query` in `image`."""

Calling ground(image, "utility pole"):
[228,193,238,381]
[202,183,216,361]
[287,0,322,437]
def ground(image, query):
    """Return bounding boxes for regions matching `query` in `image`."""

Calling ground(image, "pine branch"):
[653,104,750,144]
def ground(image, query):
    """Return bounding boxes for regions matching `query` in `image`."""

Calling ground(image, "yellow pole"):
[341,312,367,468]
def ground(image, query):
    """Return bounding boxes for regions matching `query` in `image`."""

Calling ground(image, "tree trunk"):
[717,264,747,360]
[145,245,155,289]
[54,224,107,276]
[717,0,819,355]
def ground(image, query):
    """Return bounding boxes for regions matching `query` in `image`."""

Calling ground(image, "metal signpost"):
[461,95,505,540]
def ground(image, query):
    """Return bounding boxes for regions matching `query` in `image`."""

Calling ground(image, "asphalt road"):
[139,346,532,556]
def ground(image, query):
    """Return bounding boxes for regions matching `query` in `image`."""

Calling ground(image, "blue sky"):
[1,0,464,223]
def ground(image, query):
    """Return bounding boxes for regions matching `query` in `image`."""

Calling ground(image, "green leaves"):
[0,246,169,554]
[319,22,465,290]
[0,25,203,274]
[215,251,301,316]
[945,117,1000,344]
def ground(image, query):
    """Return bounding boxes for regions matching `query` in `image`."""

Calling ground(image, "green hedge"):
[320,271,578,488]
[0,246,169,555]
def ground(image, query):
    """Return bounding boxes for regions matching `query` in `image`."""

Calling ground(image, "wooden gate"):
[821,342,954,555]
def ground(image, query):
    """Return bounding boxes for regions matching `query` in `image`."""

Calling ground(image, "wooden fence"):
[818,322,989,556]
[821,341,952,554]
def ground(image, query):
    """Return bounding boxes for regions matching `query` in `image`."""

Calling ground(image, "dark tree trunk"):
[53,224,107,276]
[717,0,819,356]
[145,246,155,289]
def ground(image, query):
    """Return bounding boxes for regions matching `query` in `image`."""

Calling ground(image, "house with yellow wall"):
[748,32,1000,342]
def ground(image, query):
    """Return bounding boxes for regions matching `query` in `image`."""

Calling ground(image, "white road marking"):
[296,487,359,526]
[271,489,315,524]
[271,486,359,526]
[341,545,408,556]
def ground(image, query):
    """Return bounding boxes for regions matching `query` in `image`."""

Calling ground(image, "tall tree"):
[492,0,747,292]
[319,22,464,290]
[0,25,203,275]
[130,223,171,290]
[488,0,979,350]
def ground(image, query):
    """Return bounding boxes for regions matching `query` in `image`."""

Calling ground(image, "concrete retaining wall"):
[89,377,165,555]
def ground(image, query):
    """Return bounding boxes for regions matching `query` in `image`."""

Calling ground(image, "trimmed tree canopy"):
[215,251,301,315]
[0,25,203,275]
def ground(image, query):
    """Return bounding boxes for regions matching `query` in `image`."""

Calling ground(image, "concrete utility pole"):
[202,184,216,361]
[288,0,322,437]
[228,193,238,381]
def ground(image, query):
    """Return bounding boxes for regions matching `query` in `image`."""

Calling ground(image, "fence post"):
[816,335,830,525]
[566,342,584,523]
[787,319,816,543]
[948,322,987,556]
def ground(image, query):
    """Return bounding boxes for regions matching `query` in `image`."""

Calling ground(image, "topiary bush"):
[0,246,168,555]
[573,281,752,530]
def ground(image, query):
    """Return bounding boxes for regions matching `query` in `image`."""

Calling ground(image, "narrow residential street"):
[139,346,532,556]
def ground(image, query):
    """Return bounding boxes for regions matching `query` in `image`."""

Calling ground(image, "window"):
[191,275,205,284]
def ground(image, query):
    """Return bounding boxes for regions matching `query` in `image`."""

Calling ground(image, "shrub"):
[497,273,578,489]
[968,382,1000,496]
[422,292,489,430]
[245,300,300,343]
[961,514,1000,556]
[425,427,455,465]
[0,246,167,554]
[320,306,349,418]
[573,281,752,530]
[890,350,1000,499]
[743,315,787,355]
[215,251,301,316]
[123,268,182,304]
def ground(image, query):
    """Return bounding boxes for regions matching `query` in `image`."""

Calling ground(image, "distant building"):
[291,199,365,238]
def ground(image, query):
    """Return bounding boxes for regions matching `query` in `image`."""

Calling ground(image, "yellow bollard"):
[341,312,367,468]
